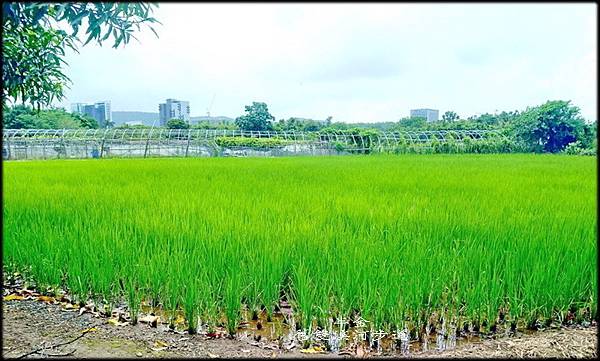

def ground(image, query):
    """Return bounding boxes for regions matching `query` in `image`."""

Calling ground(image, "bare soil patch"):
[2,299,597,358]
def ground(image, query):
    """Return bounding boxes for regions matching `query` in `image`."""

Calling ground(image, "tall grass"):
[2,154,596,337]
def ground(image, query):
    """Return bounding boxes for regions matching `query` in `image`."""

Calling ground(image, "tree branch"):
[16,331,91,359]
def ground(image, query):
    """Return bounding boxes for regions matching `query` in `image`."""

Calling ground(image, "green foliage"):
[393,118,499,132]
[2,3,161,49]
[2,105,97,129]
[334,142,346,152]
[512,100,587,153]
[3,155,596,338]
[390,101,592,154]
[327,122,351,130]
[442,111,459,122]
[562,141,597,156]
[2,24,73,110]
[397,116,427,129]
[215,136,288,148]
[75,113,99,129]
[468,111,520,126]
[274,117,327,132]
[235,102,275,131]
[579,121,597,150]
[319,127,380,154]
[345,127,380,154]
[166,118,190,129]
[388,134,525,155]
[191,121,238,130]
[2,2,160,108]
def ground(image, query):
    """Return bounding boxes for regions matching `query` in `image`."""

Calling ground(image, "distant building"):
[71,101,112,127]
[410,108,439,122]
[159,99,190,126]
[93,101,112,127]
[124,121,144,126]
[70,103,86,114]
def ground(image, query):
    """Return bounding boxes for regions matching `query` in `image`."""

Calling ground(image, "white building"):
[71,101,112,127]
[410,108,439,122]
[159,99,190,126]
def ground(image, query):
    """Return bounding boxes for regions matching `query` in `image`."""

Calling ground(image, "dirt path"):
[2,299,597,358]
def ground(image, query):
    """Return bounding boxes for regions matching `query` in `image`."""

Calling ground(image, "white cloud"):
[58,3,597,122]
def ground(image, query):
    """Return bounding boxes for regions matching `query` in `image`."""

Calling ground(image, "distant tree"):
[496,110,520,125]
[2,105,95,129]
[325,116,333,126]
[397,116,426,129]
[166,118,190,129]
[468,110,520,126]
[191,121,238,130]
[442,111,459,122]
[580,120,597,150]
[469,113,499,125]
[235,102,275,131]
[424,119,495,131]
[329,122,349,130]
[302,119,322,132]
[2,105,34,128]
[73,113,99,129]
[512,100,587,153]
[283,117,299,131]
[278,117,325,132]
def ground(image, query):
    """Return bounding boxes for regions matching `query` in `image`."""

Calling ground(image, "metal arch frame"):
[3,128,506,139]
[2,128,510,160]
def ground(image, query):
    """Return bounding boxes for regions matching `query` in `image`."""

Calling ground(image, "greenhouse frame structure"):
[2,128,504,160]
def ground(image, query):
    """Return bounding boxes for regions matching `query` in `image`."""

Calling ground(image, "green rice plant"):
[125,270,142,325]
[290,261,316,333]
[223,269,243,337]
[2,154,596,340]
[182,276,199,333]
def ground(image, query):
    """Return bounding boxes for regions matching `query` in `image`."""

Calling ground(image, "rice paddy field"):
[2,154,597,345]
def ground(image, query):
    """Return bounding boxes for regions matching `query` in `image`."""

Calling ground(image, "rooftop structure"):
[410,108,439,122]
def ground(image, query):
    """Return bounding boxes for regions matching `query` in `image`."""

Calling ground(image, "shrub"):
[215,136,288,148]
[166,118,190,129]
[562,141,597,156]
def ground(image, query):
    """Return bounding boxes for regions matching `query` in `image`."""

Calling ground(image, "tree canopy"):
[2,3,160,110]
[512,100,589,153]
[2,105,98,129]
[396,116,427,129]
[442,111,459,122]
[166,118,190,129]
[235,102,275,131]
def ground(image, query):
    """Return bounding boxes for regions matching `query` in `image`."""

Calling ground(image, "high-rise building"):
[159,98,191,126]
[410,108,439,122]
[71,101,112,127]
[93,101,112,127]
[70,103,86,114]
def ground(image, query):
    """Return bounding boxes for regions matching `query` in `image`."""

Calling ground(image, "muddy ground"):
[2,299,597,359]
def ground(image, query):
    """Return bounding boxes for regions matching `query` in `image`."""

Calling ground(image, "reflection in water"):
[136,300,498,355]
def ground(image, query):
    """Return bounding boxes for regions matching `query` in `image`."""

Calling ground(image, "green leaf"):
[149,26,159,39]
[101,24,113,41]
[70,9,88,28]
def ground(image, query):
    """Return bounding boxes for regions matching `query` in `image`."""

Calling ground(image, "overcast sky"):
[58,3,597,122]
